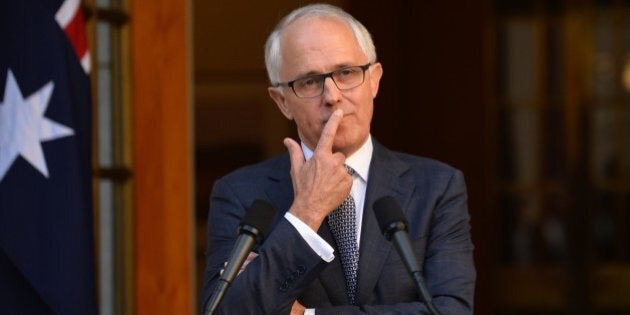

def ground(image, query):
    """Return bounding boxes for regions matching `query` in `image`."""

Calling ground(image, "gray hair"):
[264,3,377,85]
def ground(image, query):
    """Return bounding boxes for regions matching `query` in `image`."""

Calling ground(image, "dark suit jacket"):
[201,140,475,314]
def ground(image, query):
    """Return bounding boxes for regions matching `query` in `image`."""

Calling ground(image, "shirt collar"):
[300,135,373,182]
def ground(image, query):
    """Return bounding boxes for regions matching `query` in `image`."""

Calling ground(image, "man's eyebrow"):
[298,64,354,78]
[300,70,322,77]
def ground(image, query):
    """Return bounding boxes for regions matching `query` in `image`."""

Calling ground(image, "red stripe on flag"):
[63,8,88,62]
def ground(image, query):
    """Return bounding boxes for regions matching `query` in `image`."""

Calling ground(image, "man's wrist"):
[284,212,335,262]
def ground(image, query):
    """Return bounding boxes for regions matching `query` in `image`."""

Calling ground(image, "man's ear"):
[268,87,293,120]
[368,62,383,98]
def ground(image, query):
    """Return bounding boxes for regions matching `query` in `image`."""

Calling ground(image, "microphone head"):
[373,196,408,239]
[239,199,277,240]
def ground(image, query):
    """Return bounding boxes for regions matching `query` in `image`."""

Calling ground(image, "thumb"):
[283,137,305,172]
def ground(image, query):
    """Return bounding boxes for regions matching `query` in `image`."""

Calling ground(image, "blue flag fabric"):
[0,1,97,314]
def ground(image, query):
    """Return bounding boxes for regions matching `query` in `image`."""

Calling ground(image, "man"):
[201,4,475,314]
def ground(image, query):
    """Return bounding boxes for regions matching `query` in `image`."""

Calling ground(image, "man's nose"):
[322,77,342,104]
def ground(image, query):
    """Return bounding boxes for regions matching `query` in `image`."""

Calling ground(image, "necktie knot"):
[344,165,355,176]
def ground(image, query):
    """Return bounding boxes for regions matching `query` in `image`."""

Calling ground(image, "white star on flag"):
[0,69,74,182]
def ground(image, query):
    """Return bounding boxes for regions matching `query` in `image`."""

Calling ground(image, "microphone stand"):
[390,227,442,315]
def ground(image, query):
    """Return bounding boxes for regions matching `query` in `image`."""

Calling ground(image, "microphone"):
[206,199,277,315]
[373,196,442,315]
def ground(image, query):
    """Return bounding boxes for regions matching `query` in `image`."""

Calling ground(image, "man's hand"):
[219,252,258,277]
[284,109,352,231]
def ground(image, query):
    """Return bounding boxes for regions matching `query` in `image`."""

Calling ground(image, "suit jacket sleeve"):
[422,169,475,314]
[200,175,329,314]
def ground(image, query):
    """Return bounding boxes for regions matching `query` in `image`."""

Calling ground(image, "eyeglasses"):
[276,63,372,98]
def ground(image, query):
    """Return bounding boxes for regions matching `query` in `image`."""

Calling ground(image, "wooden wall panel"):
[131,0,194,314]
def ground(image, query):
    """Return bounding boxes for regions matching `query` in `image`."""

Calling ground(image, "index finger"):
[315,109,343,154]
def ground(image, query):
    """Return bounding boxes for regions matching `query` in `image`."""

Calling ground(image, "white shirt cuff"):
[284,212,335,262]
[304,308,315,315]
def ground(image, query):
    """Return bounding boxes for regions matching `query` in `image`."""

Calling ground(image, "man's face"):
[268,17,383,156]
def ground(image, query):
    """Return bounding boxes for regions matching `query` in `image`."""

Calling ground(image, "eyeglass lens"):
[292,65,366,98]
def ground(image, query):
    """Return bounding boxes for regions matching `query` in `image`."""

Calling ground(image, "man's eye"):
[339,68,357,77]
[298,77,318,88]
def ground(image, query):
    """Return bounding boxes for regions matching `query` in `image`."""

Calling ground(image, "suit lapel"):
[356,141,415,304]
[263,154,294,215]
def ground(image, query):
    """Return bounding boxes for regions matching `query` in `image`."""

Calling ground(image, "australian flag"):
[0,0,97,314]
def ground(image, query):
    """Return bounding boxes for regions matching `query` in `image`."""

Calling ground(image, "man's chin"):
[332,137,355,155]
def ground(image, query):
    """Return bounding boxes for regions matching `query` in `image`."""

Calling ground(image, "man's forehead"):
[278,17,365,77]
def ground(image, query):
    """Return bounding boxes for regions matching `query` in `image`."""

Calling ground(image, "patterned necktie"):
[327,165,359,305]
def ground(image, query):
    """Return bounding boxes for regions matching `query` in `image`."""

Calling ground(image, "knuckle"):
[332,153,345,163]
